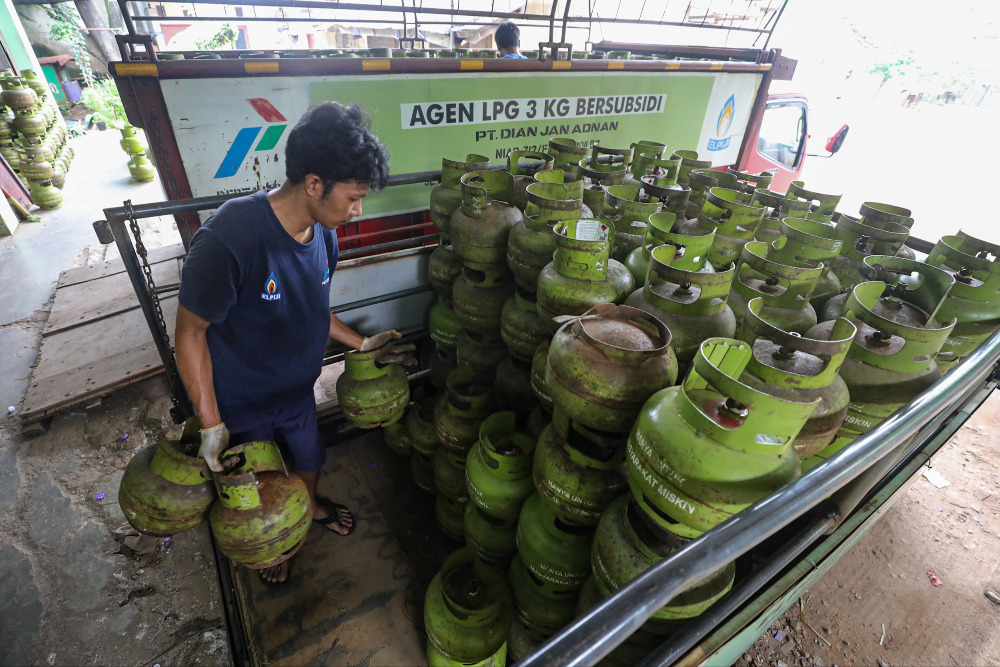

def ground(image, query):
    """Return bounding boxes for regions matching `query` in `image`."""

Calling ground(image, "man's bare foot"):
[313,499,355,536]
[259,559,290,584]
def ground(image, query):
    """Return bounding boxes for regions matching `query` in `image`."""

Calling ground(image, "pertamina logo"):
[214,98,288,178]
[707,94,735,152]
[261,272,282,301]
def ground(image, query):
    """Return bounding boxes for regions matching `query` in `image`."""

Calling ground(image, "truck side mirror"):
[825,124,849,155]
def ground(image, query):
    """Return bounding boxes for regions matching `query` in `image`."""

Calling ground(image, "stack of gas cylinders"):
[372,139,1000,666]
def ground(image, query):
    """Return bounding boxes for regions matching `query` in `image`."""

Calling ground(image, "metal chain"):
[125,199,184,410]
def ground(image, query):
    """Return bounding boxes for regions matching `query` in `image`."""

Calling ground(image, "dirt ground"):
[736,391,1000,667]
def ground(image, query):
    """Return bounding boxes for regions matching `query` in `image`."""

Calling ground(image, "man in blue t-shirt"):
[176,102,401,583]
[496,21,527,59]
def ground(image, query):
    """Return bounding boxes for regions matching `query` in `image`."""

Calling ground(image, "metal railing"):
[518,329,1000,666]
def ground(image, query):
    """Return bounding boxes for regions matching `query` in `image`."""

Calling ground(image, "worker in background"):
[496,21,526,59]
[175,102,409,584]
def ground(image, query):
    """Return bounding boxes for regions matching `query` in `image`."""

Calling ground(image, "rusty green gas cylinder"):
[630,152,682,194]
[429,296,463,353]
[577,145,633,189]
[0,141,19,171]
[804,270,956,467]
[686,168,739,221]
[336,345,409,428]
[407,394,441,456]
[28,179,63,209]
[728,241,822,334]
[546,304,677,433]
[424,548,512,666]
[494,353,538,419]
[591,494,734,634]
[128,152,156,182]
[672,149,711,188]
[737,298,855,460]
[769,217,843,312]
[624,140,667,188]
[453,265,514,335]
[602,185,662,262]
[411,450,436,495]
[536,219,635,332]
[530,340,554,412]
[639,173,691,224]
[209,442,311,569]
[829,214,909,289]
[382,419,412,457]
[451,171,523,271]
[20,69,47,99]
[118,419,215,536]
[859,201,916,260]
[431,154,490,241]
[530,169,594,218]
[624,211,716,286]
[820,255,943,323]
[434,367,494,454]
[699,187,767,268]
[457,330,508,379]
[507,181,583,292]
[508,554,578,640]
[627,338,816,532]
[466,501,517,565]
[727,167,773,194]
[516,493,594,598]
[430,347,459,392]
[0,77,35,113]
[465,412,536,525]
[786,181,841,220]
[526,405,550,441]
[750,189,812,245]
[51,161,66,189]
[532,409,628,527]
[501,288,550,362]
[506,614,539,663]
[924,233,1000,372]
[428,243,464,300]
[507,150,555,210]
[548,137,588,181]
[435,448,469,541]
[625,245,736,374]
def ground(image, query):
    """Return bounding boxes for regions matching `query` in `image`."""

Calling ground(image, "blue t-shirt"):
[178,189,338,415]
[502,53,527,59]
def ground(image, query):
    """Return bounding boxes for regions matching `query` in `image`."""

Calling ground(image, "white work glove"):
[198,422,230,473]
[360,330,417,367]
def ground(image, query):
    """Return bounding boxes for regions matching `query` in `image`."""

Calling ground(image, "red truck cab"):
[741,93,810,193]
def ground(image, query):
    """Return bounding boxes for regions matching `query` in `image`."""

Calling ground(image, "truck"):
[101,2,998,665]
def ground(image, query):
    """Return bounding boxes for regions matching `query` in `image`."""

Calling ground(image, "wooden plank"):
[57,243,184,288]
[44,256,181,335]
[20,297,177,423]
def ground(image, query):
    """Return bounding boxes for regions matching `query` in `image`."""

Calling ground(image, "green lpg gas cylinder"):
[699,187,767,268]
[737,298,856,460]
[453,265,515,335]
[501,288,550,362]
[466,501,518,565]
[671,149,711,188]
[625,140,667,187]
[575,575,665,667]
[548,137,588,181]
[685,168,739,223]
[466,412,537,526]
[631,152,682,194]
[578,145,634,215]
[820,255,943,323]
[118,418,215,536]
[769,216,843,312]
[428,243,464,300]
[429,296,463,353]
[639,172,692,224]
[601,185,662,263]
[494,353,538,419]
[591,494,734,634]
[536,219,634,332]
[924,233,1000,372]
[530,339,554,412]
[859,201,916,260]
[431,154,490,241]
[627,338,817,532]
[508,553,578,640]
[829,214,909,290]
[507,150,555,210]
[411,450,437,495]
[750,188,812,245]
[804,271,956,466]
[786,181,841,221]
[336,344,409,428]
[430,347,459,392]
[546,304,677,433]
[532,407,628,527]
[457,330,508,379]
[407,394,441,456]
[727,167,773,194]
[624,211,716,286]
[209,442,311,569]
[451,171,523,272]
[435,448,469,541]
[516,493,594,599]
[529,169,594,218]
[727,241,823,334]
[625,245,736,375]
[382,419,412,458]
[434,367,494,454]
[425,548,512,666]
[507,181,584,292]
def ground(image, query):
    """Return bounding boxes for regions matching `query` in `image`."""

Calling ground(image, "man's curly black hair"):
[495,21,520,49]
[285,102,390,196]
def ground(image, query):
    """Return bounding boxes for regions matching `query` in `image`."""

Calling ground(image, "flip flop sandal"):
[314,501,357,536]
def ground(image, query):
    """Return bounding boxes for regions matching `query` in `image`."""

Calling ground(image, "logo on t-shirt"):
[261,272,282,301]
[322,261,330,286]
